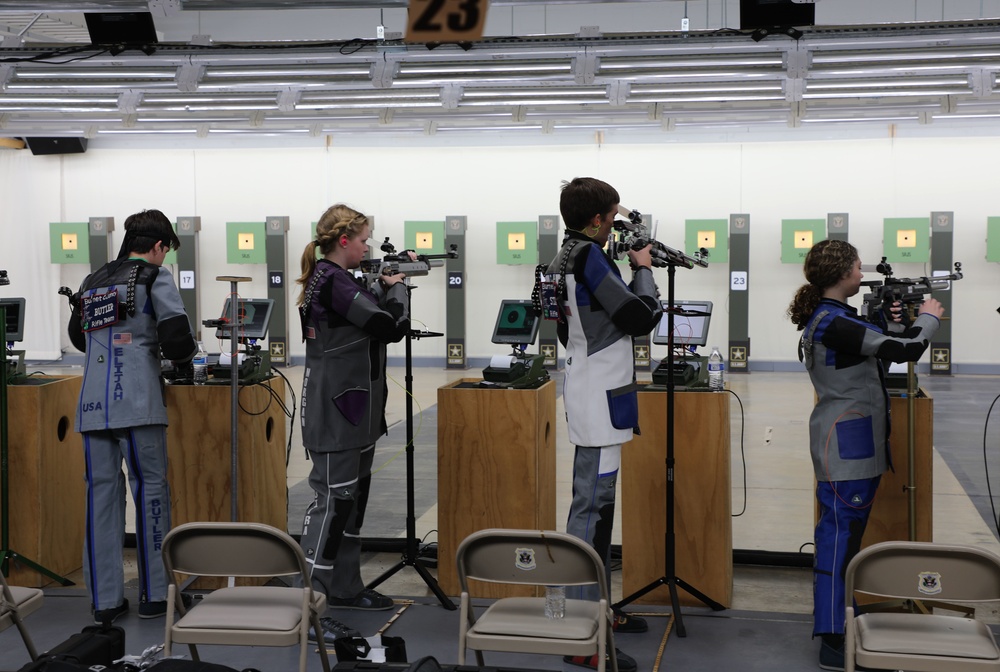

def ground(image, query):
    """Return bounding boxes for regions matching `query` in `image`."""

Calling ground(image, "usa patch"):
[112,332,132,345]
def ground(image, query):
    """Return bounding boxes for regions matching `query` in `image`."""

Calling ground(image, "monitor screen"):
[651,300,713,348]
[0,298,25,343]
[739,0,815,30]
[491,299,540,346]
[215,298,274,341]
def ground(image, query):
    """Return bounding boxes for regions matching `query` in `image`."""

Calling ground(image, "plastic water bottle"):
[544,586,565,619]
[708,345,725,391]
[193,341,208,385]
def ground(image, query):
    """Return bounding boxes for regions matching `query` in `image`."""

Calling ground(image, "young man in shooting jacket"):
[68,209,197,624]
[546,177,662,672]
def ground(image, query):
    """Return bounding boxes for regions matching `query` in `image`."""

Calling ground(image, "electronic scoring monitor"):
[652,300,713,348]
[491,299,540,347]
[215,298,275,341]
[0,297,26,343]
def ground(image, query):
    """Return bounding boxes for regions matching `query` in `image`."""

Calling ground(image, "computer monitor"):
[739,0,815,30]
[215,298,274,341]
[491,299,540,347]
[651,300,713,348]
[0,298,25,343]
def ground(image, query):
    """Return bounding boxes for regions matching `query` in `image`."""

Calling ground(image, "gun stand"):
[0,304,72,585]
[214,276,251,522]
[365,284,456,610]
[614,260,724,636]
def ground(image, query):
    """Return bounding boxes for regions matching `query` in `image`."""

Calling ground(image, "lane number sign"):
[406,0,490,43]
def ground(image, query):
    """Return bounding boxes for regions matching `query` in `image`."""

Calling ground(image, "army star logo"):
[448,344,463,358]
[541,345,556,359]
[270,342,285,357]
[730,347,747,362]
[932,349,949,364]
[634,345,649,360]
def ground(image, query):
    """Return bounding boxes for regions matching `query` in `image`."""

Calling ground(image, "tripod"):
[614,258,723,636]
[365,285,456,610]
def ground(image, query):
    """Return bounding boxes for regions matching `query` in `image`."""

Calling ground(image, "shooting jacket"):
[547,232,661,447]
[69,259,196,432]
[299,259,409,453]
[798,298,940,482]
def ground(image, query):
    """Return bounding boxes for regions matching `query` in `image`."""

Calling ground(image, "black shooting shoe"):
[564,647,637,672]
[93,599,129,625]
[138,593,194,619]
[308,617,362,645]
[611,609,648,633]
[328,588,395,611]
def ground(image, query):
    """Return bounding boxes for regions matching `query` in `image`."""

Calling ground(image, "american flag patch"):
[305,326,316,339]
[113,333,132,345]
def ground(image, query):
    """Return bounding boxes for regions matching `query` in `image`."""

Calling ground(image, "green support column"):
[728,214,750,373]
[89,217,114,273]
[265,216,289,366]
[175,216,201,340]
[445,215,467,369]
[538,214,561,370]
[929,211,954,375]
[827,213,849,241]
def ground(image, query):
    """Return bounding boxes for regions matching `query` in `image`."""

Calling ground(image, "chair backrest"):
[457,529,606,593]
[846,541,1000,603]
[163,522,308,579]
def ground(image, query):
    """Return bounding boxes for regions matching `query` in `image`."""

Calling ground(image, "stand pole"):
[0,304,72,584]
[215,276,252,523]
[365,286,455,610]
[613,263,723,636]
[906,360,917,541]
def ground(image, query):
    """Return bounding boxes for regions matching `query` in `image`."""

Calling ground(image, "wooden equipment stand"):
[4,376,85,586]
[621,387,733,608]
[436,379,556,598]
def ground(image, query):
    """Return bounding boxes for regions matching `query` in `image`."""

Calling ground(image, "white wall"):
[2,131,997,368]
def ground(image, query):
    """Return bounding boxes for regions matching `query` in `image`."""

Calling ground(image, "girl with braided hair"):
[296,204,410,643]
[788,239,943,670]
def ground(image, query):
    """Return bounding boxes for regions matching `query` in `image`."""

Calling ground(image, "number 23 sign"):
[406,0,490,43]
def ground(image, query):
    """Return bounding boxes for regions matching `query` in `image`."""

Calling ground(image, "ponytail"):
[295,241,320,306]
[787,283,823,330]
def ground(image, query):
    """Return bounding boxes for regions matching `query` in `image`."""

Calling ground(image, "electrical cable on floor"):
[982,391,1000,537]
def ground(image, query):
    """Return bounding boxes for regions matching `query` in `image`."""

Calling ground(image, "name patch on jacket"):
[80,290,119,332]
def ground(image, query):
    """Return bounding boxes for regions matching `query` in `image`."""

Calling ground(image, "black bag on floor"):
[147,661,249,672]
[17,625,126,672]
[333,635,407,664]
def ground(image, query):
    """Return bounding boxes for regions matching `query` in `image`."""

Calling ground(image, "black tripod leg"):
[1,549,73,586]
[667,579,687,638]
[614,577,666,609]
[413,559,456,610]
[675,576,725,612]
[363,550,455,609]
[365,559,404,592]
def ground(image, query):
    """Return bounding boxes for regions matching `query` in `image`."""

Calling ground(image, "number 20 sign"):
[406,0,490,43]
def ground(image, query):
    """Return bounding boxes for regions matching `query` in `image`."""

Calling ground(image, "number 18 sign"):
[406,0,490,43]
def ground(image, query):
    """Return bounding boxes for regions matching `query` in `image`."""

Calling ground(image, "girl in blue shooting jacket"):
[787,239,943,671]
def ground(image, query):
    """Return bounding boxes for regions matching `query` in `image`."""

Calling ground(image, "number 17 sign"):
[406,0,490,43]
